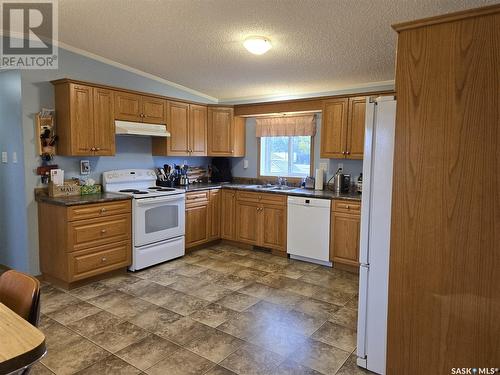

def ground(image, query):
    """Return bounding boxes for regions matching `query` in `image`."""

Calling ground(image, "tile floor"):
[33,244,372,375]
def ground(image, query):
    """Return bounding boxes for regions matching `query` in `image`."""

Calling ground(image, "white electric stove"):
[103,169,186,271]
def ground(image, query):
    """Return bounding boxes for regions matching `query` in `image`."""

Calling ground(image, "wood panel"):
[69,83,94,155]
[208,107,234,156]
[221,190,236,240]
[330,211,360,266]
[185,204,209,248]
[235,200,260,245]
[387,7,500,374]
[114,91,142,122]
[346,97,366,159]
[142,96,166,124]
[189,104,208,156]
[232,116,246,157]
[93,88,115,156]
[320,98,348,158]
[209,189,221,240]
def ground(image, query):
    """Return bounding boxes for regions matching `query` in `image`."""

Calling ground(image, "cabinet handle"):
[346,205,350,209]
[90,147,96,151]
[100,208,107,214]
[95,147,101,151]
[101,257,107,263]
[346,151,350,155]
[143,114,148,118]
[100,229,107,234]
[231,150,234,153]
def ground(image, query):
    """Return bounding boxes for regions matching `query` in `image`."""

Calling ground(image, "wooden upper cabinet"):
[93,88,115,156]
[320,96,366,159]
[189,104,208,156]
[142,97,166,124]
[114,91,166,124]
[166,101,190,156]
[53,82,115,156]
[320,98,348,158]
[114,91,142,122]
[207,107,245,157]
[346,97,366,159]
[152,101,207,156]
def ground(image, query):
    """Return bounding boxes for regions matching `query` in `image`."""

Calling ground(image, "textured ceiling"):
[56,0,498,102]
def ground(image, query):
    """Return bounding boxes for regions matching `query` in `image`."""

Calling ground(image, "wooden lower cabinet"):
[38,200,132,286]
[235,192,287,253]
[185,189,220,248]
[330,200,360,266]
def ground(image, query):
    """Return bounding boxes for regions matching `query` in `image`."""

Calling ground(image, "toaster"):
[304,177,315,189]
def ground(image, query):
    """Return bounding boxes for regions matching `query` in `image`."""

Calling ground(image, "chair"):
[0,270,41,326]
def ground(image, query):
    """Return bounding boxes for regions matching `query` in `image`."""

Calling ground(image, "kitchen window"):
[256,114,316,179]
[259,136,313,178]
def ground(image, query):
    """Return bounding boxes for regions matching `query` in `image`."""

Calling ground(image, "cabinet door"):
[330,211,360,266]
[93,88,115,156]
[346,97,366,159]
[167,101,190,156]
[209,189,221,240]
[142,96,166,124]
[208,107,234,156]
[221,190,236,240]
[235,200,260,245]
[185,203,209,248]
[69,83,95,155]
[232,116,246,157]
[189,104,207,156]
[261,204,287,251]
[320,98,348,158]
[114,91,142,122]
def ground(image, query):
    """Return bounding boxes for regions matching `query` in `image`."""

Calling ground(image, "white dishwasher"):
[287,196,332,266]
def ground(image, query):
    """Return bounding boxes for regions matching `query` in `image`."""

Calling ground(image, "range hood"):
[115,120,170,137]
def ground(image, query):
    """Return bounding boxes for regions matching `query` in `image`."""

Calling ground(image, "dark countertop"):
[36,191,132,207]
[183,183,362,201]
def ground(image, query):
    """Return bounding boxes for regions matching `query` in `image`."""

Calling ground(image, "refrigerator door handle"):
[357,264,369,365]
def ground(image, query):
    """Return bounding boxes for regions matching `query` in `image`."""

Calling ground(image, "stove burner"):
[158,188,176,191]
[148,187,162,190]
[134,191,149,195]
[119,189,140,193]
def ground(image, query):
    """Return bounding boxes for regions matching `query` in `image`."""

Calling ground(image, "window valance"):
[255,115,316,137]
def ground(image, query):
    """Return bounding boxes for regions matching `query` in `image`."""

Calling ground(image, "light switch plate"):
[12,152,17,163]
[80,160,90,175]
[1,152,7,163]
[243,159,249,169]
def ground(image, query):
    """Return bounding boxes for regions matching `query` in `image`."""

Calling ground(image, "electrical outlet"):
[319,162,328,172]
[80,160,90,175]
[1,152,7,163]
[337,162,344,171]
[12,152,17,163]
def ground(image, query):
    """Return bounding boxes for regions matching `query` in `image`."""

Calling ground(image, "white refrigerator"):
[356,96,396,374]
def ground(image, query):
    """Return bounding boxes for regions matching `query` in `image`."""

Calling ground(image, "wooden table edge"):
[0,338,46,375]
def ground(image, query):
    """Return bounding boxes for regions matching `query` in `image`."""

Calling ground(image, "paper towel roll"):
[314,168,324,190]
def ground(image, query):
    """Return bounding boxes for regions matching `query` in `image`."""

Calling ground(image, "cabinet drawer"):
[186,191,209,206]
[68,200,131,221]
[332,200,361,214]
[69,241,131,281]
[68,214,131,252]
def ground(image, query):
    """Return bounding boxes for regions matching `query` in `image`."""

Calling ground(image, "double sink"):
[247,184,297,191]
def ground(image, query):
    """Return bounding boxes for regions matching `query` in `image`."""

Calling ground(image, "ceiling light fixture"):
[244,36,272,55]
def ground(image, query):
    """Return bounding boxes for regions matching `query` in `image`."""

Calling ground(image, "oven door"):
[133,194,185,247]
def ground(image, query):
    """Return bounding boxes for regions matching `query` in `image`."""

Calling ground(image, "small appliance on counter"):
[303,176,315,189]
[357,173,363,193]
[314,169,324,190]
[210,157,232,182]
[330,168,351,193]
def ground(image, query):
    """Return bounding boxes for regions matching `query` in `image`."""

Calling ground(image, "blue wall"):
[0,71,30,272]
[18,47,215,275]
[232,114,363,182]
